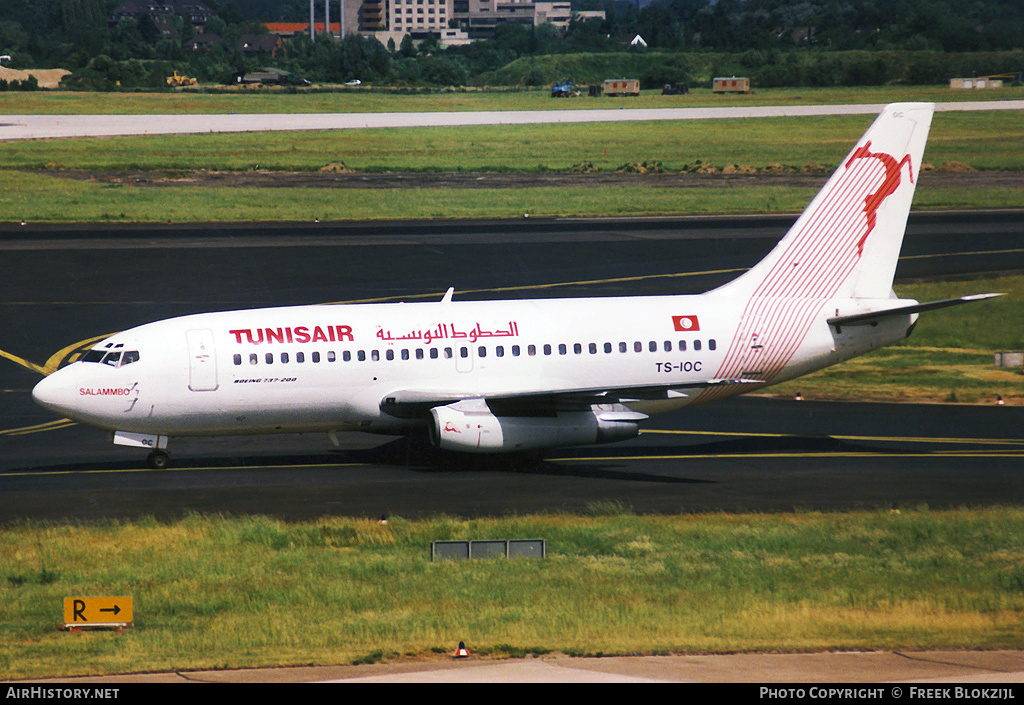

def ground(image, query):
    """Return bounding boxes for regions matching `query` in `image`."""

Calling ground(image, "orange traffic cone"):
[453,641,470,658]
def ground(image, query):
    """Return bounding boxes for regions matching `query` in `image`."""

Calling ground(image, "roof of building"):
[264,22,341,35]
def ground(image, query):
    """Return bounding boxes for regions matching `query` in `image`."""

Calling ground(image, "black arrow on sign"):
[100,605,122,616]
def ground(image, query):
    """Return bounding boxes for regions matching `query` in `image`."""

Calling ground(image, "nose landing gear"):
[147,450,171,469]
[112,432,170,469]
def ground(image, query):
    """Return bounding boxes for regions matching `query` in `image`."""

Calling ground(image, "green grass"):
[0,171,813,222]
[2,171,1020,223]
[0,109,1021,223]
[3,111,1022,173]
[2,508,1023,679]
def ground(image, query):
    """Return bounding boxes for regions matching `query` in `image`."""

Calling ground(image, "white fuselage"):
[32,290,913,440]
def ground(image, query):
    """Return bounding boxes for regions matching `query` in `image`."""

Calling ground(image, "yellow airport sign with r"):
[63,597,133,625]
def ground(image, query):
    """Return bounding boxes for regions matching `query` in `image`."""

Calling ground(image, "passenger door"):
[186,329,219,391]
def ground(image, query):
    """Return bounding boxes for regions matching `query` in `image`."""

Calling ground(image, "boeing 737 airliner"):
[33,103,999,468]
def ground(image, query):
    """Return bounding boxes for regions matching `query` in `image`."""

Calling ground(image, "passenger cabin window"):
[225,333,716,373]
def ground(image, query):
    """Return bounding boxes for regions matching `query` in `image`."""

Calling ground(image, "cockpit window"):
[81,349,139,367]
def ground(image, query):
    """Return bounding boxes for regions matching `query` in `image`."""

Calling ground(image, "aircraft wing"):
[379,377,763,418]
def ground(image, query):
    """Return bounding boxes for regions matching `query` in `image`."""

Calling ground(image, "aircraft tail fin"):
[716,103,934,301]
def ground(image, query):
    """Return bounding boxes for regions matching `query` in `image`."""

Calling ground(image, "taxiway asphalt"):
[2,214,1022,521]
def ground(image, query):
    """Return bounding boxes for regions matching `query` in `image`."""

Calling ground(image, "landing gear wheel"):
[147,450,170,469]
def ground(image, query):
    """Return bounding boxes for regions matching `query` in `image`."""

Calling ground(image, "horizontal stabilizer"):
[827,293,1003,327]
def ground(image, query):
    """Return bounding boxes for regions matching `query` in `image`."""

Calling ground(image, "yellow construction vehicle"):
[166,71,198,87]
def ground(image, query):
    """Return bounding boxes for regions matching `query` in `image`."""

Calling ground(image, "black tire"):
[147,450,170,470]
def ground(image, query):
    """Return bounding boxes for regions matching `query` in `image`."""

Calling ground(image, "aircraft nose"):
[32,371,77,417]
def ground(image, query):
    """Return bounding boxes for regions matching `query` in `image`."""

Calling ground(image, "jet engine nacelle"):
[429,399,646,453]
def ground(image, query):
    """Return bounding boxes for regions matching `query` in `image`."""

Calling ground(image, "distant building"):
[185,32,223,51]
[263,22,342,37]
[950,77,1003,89]
[110,1,213,28]
[391,0,451,36]
[263,0,572,49]
[713,76,750,93]
[152,15,179,39]
[236,34,285,58]
[534,1,572,29]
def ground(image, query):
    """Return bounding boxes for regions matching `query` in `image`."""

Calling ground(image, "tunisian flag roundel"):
[672,315,700,332]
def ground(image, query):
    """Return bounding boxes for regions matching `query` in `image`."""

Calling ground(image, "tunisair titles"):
[228,322,522,347]
[229,325,354,345]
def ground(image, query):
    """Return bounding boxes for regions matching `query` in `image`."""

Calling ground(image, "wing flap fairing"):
[380,378,763,418]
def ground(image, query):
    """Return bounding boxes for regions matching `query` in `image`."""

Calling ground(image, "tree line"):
[0,0,1021,89]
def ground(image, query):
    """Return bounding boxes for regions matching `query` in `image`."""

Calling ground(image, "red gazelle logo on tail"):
[845,140,914,255]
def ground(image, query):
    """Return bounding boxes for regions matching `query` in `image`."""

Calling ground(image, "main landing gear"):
[146,450,170,469]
